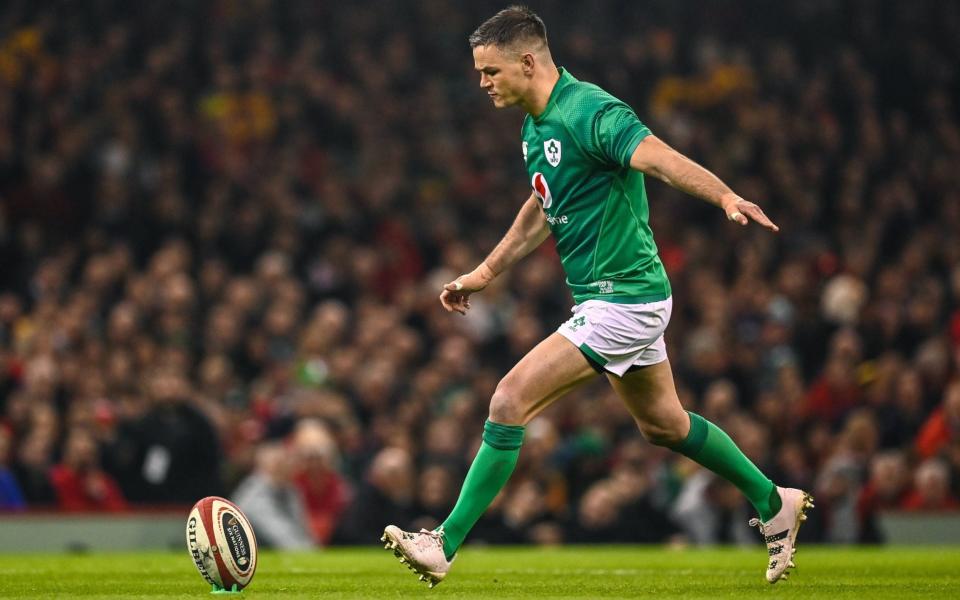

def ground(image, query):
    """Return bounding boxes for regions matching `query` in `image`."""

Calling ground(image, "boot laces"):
[414,528,444,551]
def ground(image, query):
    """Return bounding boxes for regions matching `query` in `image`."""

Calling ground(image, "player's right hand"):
[439,265,494,315]
[722,195,780,232]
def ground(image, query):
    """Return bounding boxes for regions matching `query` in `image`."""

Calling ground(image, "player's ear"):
[520,52,535,75]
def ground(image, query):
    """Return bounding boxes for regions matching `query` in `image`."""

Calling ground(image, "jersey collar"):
[532,67,577,123]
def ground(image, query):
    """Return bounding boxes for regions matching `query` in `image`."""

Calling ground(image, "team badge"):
[544,138,561,167]
[531,172,553,209]
[522,141,528,162]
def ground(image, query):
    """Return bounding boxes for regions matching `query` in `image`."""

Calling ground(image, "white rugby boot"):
[381,525,455,588]
[749,487,815,584]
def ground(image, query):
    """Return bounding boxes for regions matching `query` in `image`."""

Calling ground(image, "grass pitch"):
[0,546,956,599]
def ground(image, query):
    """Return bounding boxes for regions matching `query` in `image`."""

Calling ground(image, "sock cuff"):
[672,411,708,457]
[482,419,525,450]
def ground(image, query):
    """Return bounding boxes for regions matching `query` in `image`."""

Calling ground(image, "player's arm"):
[629,135,779,232]
[440,193,549,315]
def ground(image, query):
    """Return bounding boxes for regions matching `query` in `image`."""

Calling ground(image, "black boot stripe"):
[765,530,789,543]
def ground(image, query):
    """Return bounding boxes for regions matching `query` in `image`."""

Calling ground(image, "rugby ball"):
[186,496,258,591]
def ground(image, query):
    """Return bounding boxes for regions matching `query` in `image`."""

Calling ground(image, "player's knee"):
[637,419,685,447]
[488,383,526,425]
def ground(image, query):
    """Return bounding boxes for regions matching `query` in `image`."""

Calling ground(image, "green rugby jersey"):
[522,68,671,304]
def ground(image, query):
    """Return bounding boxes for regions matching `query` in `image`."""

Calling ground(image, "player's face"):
[473,45,528,109]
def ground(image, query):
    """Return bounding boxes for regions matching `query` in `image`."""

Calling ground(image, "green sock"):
[672,411,782,521]
[439,420,525,559]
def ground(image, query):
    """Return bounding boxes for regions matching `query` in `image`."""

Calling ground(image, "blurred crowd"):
[1,0,959,547]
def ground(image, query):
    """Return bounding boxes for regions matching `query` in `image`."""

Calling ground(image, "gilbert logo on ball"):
[186,496,258,592]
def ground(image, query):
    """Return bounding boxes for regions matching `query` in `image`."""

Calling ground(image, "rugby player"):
[383,5,812,587]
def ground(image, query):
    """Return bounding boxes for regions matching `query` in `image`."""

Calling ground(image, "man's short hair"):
[469,5,548,52]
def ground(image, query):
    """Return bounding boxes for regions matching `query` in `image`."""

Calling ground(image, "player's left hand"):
[722,195,780,232]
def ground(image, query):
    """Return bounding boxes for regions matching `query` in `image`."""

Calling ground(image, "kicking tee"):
[522,68,671,304]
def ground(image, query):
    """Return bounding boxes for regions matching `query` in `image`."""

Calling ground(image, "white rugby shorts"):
[557,297,672,376]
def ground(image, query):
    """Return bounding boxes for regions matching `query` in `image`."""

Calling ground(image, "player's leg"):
[439,332,597,554]
[383,332,597,586]
[607,358,781,518]
[608,358,813,583]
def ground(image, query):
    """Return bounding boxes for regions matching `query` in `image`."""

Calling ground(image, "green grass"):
[0,546,957,599]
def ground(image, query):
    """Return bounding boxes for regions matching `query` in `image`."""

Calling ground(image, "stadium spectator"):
[12,402,58,505]
[496,479,557,545]
[669,469,755,546]
[233,442,315,550]
[110,367,224,503]
[915,382,960,460]
[801,329,864,428]
[947,439,960,499]
[49,426,127,512]
[856,451,911,543]
[568,481,624,543]
[333,447,416,544]
[900,459,960,512]
[815,410,880,542]
[0,425,25,510]
[592,440,678,543]
[290,419,350,545]
[410,463,458,532]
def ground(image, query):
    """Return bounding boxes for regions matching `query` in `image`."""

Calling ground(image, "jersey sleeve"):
[593,102,652,168]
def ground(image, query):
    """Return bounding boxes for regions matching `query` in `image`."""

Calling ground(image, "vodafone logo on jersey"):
[531,172,553,209]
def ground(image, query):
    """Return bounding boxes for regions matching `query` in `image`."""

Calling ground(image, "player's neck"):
[521,65,561,118]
